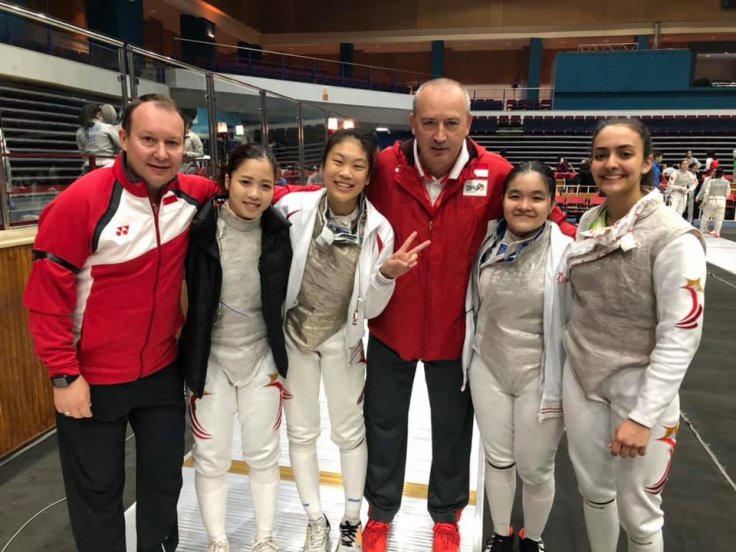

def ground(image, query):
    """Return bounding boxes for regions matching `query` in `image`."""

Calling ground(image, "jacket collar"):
[398,137,481,168]
[111,152,180,199]
[191,196,290,253]
[393,138,483,211]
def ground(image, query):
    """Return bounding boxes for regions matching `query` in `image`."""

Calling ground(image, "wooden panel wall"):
[246,0,736,34]
[0,244,56,459]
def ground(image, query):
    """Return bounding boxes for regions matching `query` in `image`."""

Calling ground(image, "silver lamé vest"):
[209,204,269,384]
[705,178,730,203]
[562,203,703,395]
[285,207,360,353]
[474,225,550,394]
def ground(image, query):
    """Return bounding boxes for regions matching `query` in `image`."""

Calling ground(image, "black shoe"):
[484,533,514,552]
[519,536,545,552]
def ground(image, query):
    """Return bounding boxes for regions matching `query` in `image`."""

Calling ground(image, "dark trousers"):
[364,336,474,523]
[56,363,185,552]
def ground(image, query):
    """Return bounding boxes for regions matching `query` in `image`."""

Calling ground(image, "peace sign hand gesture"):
[379,231,431,280]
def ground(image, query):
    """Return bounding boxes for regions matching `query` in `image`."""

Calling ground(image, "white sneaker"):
[304,516,330,552]
[252,537,279,552]
[336,517,362,551]
[208,541,230,552]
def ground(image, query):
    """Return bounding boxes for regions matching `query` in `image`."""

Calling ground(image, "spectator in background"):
[578,158,595,189]
[684,150,701,171]
[557,157,574,174]
[651,151,663,189]
[100,103,119,126]
[703,151,719,178]
[76,103,120,171]
[182,119,205,174]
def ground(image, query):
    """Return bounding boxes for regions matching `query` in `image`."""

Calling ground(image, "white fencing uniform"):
[463,220,571,543]
[190,206,285,545]
[697,177,730,236]
[275,189,395,525]
[666,170,696,216]
[561,191,706,552]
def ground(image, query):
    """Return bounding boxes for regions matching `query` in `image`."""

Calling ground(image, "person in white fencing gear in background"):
[697,166,730,237]
[666,159,697,216]
[75,103,121,171]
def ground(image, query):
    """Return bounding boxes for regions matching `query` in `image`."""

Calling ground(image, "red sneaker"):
[362,519,390,552]
[433,522,460,552]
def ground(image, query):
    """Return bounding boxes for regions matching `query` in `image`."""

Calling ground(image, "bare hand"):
[54,376,93,419]
[609,419,650,458]
[379,231,431,280]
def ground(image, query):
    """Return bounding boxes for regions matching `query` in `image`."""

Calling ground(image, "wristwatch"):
[51,374,80,388]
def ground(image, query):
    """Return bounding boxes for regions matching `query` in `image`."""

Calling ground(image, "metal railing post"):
[205,74,219,179]
[259,90,269,148]
[297,102,306,185]
[117,46,129,106]
[0,151,10,229]
[126,44,138,99]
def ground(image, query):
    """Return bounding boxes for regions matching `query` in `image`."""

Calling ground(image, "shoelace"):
[252,538,279,552]
[363,521,389,546]
[485,533,510,551]
[520,539,545,552]
[434,523,459,548]
[209,542,230,552]
[339,522,359,546]
[306,523,328,550]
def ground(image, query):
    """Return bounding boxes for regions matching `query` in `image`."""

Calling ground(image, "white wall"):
[0,43,169,98]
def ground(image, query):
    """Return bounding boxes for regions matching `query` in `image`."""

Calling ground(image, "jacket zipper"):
[139,200,163,377]
[422,218,433,352]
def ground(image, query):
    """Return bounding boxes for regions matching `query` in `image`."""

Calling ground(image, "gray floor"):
[1,230,734,552]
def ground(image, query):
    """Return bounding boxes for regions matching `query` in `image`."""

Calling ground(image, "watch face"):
[52,375,78,388]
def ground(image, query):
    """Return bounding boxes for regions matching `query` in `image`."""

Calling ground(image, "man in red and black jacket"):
[23,95,220,552]
[361,78,575,552]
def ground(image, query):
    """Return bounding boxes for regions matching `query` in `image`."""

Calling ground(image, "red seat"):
[589,195,606,206]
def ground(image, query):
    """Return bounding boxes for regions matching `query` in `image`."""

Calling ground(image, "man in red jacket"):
[23,94,220,552]
[362,78,575,552]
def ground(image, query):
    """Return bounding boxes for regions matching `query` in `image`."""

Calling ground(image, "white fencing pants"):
[190,353,283,542]
[700,198,726,235]
[469,356,564,541]
[284,328,367,523]
[563,363,678,552]
[668,191,687,216]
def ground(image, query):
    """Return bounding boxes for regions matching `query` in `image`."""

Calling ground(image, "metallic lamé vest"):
[474,225,550,394]
[563,203,702,395]
[209,204,270,384]
[285,209,360,353]
[704,178,731,203]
